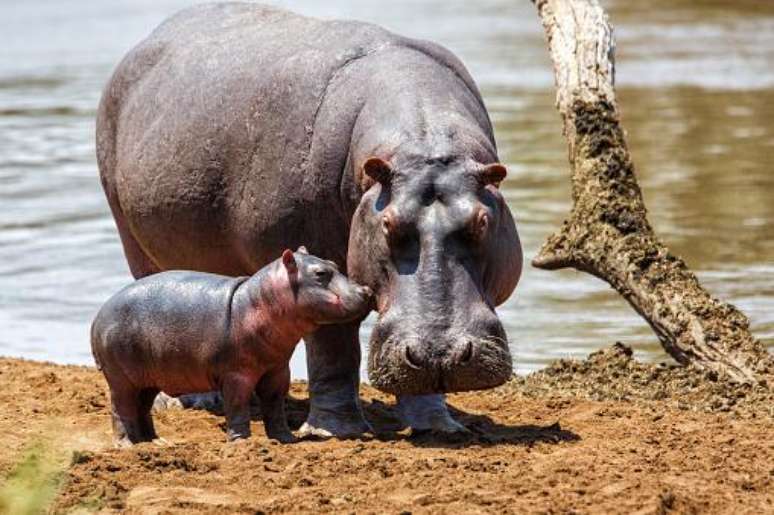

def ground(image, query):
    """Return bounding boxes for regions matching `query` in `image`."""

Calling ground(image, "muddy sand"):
[0,344,772,514]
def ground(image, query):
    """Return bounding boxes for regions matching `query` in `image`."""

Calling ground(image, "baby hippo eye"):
[314,267,334,284]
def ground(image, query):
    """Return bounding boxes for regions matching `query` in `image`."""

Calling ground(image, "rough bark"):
[530,0,772,383]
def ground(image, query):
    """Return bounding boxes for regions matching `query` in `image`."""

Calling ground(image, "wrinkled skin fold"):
[97,3,522,436]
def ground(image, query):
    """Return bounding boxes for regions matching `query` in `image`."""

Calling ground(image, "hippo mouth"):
[367,334,513,396]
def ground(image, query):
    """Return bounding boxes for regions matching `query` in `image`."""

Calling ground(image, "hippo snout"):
[403,339,475,370]
[332,283,373,322]
[367,316,513,395]
[347,284,372,308]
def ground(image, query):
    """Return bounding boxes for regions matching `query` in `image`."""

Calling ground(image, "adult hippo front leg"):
[396,394,469,434]
[298,321,372,438]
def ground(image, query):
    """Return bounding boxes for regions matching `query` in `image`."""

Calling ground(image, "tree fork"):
[530,0,772,383]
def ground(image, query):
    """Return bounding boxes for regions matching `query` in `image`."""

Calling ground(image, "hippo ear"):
[363,157,393,185]
[478,163,507,188]
[281,249,298,277]
[297,245,309,254]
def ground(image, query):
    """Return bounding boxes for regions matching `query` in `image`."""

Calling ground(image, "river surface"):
[1,0,772,377]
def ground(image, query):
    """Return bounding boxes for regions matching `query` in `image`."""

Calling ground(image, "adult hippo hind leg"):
[298,322,372,438]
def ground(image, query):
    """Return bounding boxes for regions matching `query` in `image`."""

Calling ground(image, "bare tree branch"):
[530,0,772,383]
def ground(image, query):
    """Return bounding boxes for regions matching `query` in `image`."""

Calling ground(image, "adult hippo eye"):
[477,211,489,235]
[382,214,416,247]
[381,216,392,237]
[382,212,419,260]
[467,210,490,242]
[382,212,408,243]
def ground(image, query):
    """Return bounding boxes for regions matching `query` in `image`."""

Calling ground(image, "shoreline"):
[1,345,772,513]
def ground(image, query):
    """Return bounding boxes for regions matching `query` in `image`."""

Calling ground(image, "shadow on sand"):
[179,392,579,449]
[286,396,580,449]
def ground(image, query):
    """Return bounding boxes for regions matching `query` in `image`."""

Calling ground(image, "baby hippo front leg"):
[256,366,296,443]
[221,373,256,441]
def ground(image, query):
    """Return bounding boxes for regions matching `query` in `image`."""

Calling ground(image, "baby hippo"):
[91,247,371,446]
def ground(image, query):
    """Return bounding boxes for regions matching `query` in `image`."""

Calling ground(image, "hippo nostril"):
[404,344,424,370]
[458,340,474,364]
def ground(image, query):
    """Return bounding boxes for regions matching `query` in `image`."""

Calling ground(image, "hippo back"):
[97,2,487,275]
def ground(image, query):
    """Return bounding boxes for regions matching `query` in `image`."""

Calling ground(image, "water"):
[1,0,772,377]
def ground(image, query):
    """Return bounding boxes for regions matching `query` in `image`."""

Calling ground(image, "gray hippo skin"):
[97,3,522,437]
[92,248,372,446]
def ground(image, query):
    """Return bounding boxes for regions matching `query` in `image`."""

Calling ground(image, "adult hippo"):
[97,2,522,437]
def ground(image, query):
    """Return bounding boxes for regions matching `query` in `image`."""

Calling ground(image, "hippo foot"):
[297,421,332,439]
[298,399,372,439]
[152,392,184,412]
[179,391,225,413]
[297,415,371,439]
[396,394,469,434]
[266,430,298,444]
[113,437,134,449]
[226,429,251,442]
[154,391,261,415]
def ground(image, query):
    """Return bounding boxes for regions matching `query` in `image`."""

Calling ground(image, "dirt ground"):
[0,344,772,514]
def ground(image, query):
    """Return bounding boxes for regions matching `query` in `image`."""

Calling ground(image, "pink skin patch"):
[239,265,307,344]
[328,292,343,307]
[321,291,351,319]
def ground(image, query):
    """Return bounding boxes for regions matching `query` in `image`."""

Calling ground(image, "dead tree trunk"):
[530,0,772,383]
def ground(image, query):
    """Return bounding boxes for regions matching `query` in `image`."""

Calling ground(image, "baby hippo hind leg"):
[109,386,151,447]
[138,388,161,441]
[256,366,296,443]
[221,374,256,441]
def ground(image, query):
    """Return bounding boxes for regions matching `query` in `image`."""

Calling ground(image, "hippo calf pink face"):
[282,248,373,325]
[347,156,523,396]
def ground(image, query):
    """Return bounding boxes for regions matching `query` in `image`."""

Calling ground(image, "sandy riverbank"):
[0,345,772,513]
